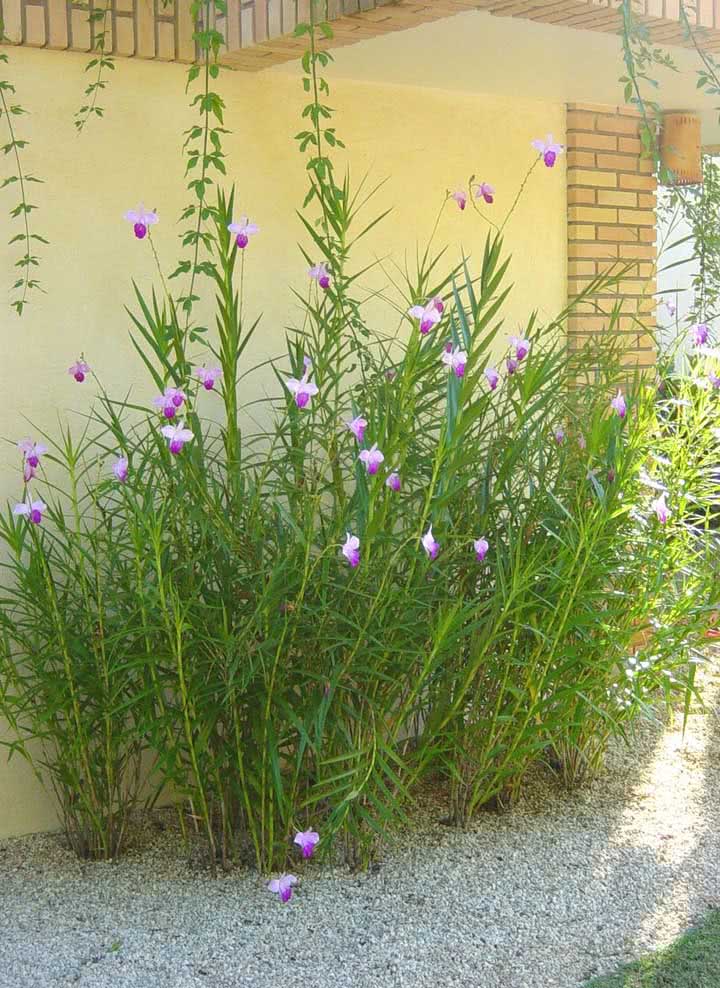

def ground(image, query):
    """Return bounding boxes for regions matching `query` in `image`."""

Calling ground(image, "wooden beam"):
[3,0,720,69]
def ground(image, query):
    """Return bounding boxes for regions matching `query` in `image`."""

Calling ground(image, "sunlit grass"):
[586,911,720,987]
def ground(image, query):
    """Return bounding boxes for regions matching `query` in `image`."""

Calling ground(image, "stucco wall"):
[0,45,566,838]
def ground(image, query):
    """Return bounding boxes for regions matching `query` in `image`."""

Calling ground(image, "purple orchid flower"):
[662,298,676,317]
[267,874,298,903]
[611,390,626,419]
[408,298,443,335]
[293,830,320,859]
[228,216,259,249]
[346,416,368,443]
[359,443,385,476]
[506,357,518,376]
[554,425,565,445]
[651,492,670,524]
[485,366,499,391]
[68,360,90,383]
[451,189,467,211]
[124,204,158,240]
[421,525,440,561]
[285,368,319,410]
[161,421,194,455]
[342,532,360,568]
[168,387,186,408]
[13,498,47,525]
[532,135,564,168]
[113,456,129,483]
[475,182,495,204]
[691,323,710,347]
[309,263,331,291]
[153,387,187,419]
[18,440,48,472]
[709,371,720,389]
[473,537,489,562]
[196,366,222,391]
[441,346,468,379]
[386,471,401,493]
[510,335,531,361]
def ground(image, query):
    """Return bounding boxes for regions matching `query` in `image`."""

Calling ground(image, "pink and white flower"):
[124,204,158,240]
[485,366,500,391]
[510,335,530,361]
[531,135,564,168]
[153,387,187,419]
[161,421,194,455]
[113,456,129,483]
[18,440,47,472]
[68,360,90,383]
[195,366,222,391]
[554,425,565,445]
[13,498,47,525]
[421,525,440,561]
[506,357,518,376]
[475,182,494,204]
[342,532,360,568]
[441,345,468,379]
[309,263,331,290]
[451,189,468,211]
[228,216,259,249]
[267,874,298,903]
[285,368,319,410]
[690,323,710,347]
[611,390,626,419]
[346,416,368,443]
[386,471,401,492]
[359,443,385,476]
[473,537,489,562]
[651,492,670,524]
[408,297,443,335]
[293,830,320,859]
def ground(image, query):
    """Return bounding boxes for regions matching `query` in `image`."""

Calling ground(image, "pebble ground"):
[2,678,718,988]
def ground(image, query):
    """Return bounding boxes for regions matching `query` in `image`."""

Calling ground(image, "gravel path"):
[2,679,719,988]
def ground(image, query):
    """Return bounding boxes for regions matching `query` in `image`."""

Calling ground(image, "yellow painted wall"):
[0,45,566,838]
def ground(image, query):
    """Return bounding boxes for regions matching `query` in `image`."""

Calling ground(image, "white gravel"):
[2,676,719,988]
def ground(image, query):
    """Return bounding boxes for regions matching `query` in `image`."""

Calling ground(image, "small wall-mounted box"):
[660,112,702,185]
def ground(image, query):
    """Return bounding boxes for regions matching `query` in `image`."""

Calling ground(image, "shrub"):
[0,18,716,874]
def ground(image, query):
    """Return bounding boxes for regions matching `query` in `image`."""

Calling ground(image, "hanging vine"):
[171,0,228,323]
[74,3,116,132]
[0,42,46,316]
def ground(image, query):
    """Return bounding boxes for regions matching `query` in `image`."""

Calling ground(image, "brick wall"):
[566,102,658,371]
[6,0,720,69]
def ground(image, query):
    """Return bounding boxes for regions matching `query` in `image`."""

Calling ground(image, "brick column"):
[566,102,658,371]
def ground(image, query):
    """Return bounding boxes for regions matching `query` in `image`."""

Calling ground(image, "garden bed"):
[2,684,718,988]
